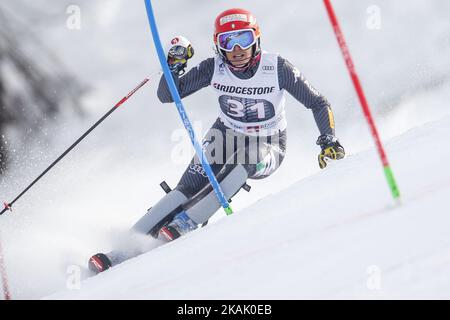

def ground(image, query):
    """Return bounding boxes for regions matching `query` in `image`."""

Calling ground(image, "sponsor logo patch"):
[220,14,248,25]
[213,82,275,95]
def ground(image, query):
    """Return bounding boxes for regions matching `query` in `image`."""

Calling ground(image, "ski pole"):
[143,0,233,215]
[1,77,151,216]
[323,0,401,200]
[0,233,11,300]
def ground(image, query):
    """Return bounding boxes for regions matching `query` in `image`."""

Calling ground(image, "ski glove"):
[167,35,194,76]
[316,134,345,169]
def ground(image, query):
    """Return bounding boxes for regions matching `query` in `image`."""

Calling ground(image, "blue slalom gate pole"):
[143,0,233,215]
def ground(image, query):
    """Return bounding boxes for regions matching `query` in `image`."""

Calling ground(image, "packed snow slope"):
[47,115,450,299]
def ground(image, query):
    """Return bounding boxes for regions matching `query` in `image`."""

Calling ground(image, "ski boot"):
[159,211,198,242]
[88,253,112,274]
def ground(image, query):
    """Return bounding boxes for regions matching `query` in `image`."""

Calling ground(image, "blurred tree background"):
[0,3,85,174]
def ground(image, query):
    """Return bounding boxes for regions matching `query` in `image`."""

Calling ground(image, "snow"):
[0,0,450,299]
[47,115,450,299]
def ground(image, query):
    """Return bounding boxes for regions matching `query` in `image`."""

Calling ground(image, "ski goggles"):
[217,29,257,52]
[168,44,194,60]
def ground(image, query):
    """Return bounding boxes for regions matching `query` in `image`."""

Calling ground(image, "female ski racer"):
[88,8,345,273]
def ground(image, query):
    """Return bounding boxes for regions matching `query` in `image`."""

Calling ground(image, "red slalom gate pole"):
[0,234,11,300]
[323,0,400,200]
[0,77,151,216]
